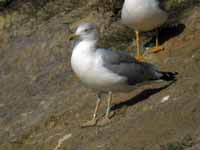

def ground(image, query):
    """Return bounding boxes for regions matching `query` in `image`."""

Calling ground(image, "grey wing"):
[97,48,137,64]
[97,48,162,85]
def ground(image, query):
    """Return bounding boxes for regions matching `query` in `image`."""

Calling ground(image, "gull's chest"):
[71,51,94,77]
[71,48,105,84]
[122,0,167,31]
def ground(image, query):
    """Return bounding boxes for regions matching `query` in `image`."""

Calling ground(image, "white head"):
[69,23,99,41]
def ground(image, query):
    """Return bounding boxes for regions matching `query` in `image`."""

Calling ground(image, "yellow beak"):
[68,34,80,41]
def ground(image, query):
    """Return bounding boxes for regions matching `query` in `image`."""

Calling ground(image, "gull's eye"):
[85,28,91,32]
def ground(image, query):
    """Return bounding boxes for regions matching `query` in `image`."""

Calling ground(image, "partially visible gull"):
[121,0,168,61]
[69,23,177,127]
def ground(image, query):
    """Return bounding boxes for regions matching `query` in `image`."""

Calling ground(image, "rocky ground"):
[0,0,200,150]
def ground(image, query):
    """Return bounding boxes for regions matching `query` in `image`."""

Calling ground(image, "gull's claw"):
[97,117,111,126]
[80,118,97,128]
[149,45,164,53]
[135,55,146,62]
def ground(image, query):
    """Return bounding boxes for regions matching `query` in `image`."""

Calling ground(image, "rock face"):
[0,0,200,150]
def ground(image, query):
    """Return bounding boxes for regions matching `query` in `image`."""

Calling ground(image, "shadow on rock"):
[111,81,175,111]
[144,23,186,48]
[159,23,186,44]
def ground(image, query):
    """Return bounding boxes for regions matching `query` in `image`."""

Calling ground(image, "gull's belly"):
[122,0,167,31]
[71,52,127,92]
[83,66,128,91]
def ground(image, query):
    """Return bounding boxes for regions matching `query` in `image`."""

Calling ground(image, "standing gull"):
[121,0,168,61]
[69,23,177,127]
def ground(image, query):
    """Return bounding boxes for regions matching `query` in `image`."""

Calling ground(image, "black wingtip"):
[160,71,178,81]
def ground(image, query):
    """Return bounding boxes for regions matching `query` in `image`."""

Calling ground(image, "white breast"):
[121,0,168,31]
[71,41,127,92]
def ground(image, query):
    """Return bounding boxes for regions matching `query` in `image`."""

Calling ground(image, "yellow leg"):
[81,94,101,127]
[135,31,145,61]
[149,30,164,53]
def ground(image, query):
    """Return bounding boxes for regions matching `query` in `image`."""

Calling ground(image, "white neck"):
[73,39,98,54]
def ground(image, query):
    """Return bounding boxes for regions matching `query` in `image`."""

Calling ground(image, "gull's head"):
[68,23,99,41]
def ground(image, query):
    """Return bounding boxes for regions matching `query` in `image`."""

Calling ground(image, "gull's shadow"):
[111,82,175,111]
[144,23,185,48]
[159,23,186,44]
